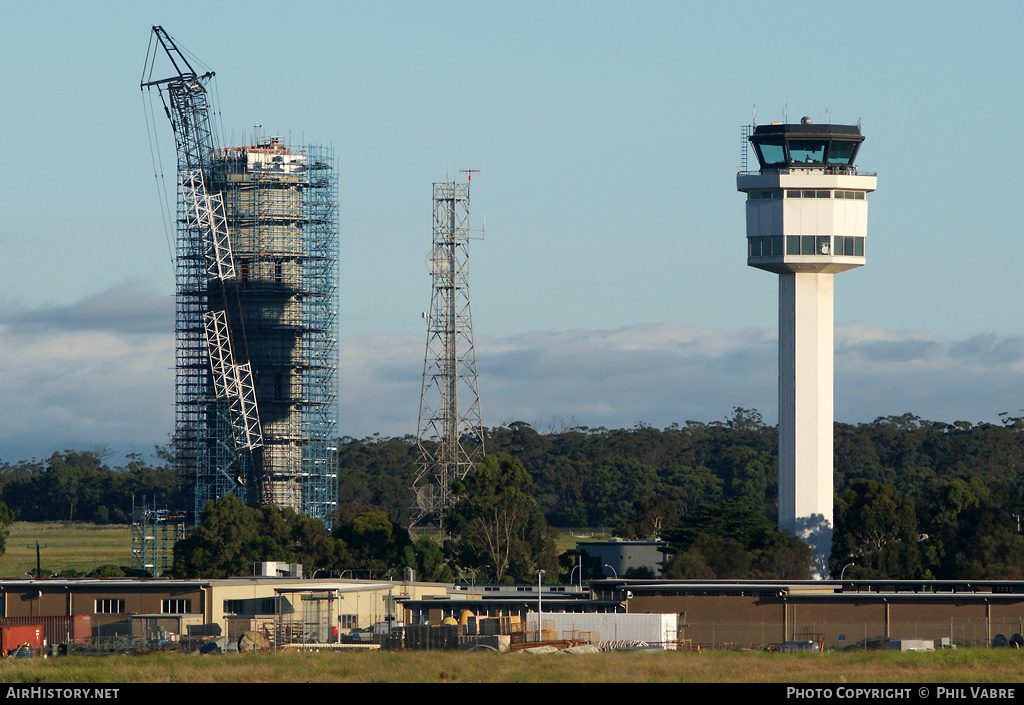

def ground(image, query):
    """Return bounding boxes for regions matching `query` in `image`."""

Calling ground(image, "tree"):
[661,499,813,580]
[172,495,264,578]
[831,480,922,579]
[0,502,12,555]
[445,453,558,583]
[172,494,341,579]
[332,509,412,577]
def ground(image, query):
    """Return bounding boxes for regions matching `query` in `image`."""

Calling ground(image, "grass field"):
[0,523,132,578]
[0,647,1022,683]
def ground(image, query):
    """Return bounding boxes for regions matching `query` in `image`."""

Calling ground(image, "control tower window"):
[787,235,820,255]
[789,140,826,164]
[827,141,857,165]
[757,142,787,166]
[835,236,865,256]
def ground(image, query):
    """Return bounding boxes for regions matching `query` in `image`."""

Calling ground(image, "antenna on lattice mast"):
[412,173,485,533]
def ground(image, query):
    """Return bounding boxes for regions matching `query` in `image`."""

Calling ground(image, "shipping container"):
[1,625,43,656]
[1,615,92,645]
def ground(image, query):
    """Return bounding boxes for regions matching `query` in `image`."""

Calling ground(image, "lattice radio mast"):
[412,175,484,531]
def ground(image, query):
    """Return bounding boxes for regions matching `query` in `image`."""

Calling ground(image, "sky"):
[1,1,1024,464]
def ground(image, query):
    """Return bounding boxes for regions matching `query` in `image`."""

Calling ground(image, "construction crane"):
[141,26,265,507]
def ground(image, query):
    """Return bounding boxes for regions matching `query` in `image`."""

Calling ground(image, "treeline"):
[3,409,1024,581]
[0,449,180,524]
[173,453,558,584]
[339,410,1024,580]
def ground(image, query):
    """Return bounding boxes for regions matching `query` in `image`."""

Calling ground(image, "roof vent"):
[801,116,813,124]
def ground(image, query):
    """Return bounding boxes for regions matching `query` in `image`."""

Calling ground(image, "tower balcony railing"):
[738,166,876,178]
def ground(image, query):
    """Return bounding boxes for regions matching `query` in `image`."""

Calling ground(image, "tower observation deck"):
[737,117,877,576]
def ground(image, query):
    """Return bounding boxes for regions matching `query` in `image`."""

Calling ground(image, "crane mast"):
[142,26,265,504]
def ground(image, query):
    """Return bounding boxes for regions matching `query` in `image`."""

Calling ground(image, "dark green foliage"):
[172,494,347,579]
[334,436,437,527]
[0,502,12,555]
[929,504,1024,580]
[661,499,813,579]
[88,564,151,578]
[0,448,179,524]
[444,453,558,583]
[331,508,413,579]
[333,410,1024,580]
[5,406,1024,581]
[830,480,922,579]
[172,494,271,578]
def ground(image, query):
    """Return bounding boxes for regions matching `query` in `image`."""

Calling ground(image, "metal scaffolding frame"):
[142,27,337,524]
[196,138,339,521]
[131,496,188,577]
[412,180,484,531]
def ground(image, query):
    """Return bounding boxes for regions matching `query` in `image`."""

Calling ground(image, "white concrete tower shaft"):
[737,118,876,576]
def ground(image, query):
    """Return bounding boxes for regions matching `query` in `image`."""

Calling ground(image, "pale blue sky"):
[0,1,1022,461]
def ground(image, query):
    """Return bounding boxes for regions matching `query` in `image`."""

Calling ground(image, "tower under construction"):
[142,27,338,523]
[413,179,484,531]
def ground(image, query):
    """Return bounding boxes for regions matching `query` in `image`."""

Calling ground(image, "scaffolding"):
[412,180,484,531]
[142,27,338,524]
[194,137,339,521]
[130,496,188,577]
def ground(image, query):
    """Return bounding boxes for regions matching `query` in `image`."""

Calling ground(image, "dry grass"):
[0,523,132,578]
[0,648,1022,684]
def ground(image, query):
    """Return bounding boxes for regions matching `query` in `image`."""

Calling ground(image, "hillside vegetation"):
[1,410,1023,581]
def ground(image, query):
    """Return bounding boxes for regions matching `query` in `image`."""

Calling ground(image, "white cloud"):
[3,285,1023,462]
[338,321,1024,439]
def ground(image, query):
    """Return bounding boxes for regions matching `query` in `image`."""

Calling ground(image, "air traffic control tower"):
[737,117,876,576]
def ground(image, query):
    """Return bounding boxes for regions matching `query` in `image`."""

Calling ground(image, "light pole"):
[537,569,545,614]
[604,564,618,579]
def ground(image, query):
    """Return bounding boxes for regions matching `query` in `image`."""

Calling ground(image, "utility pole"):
[27,542,46,579]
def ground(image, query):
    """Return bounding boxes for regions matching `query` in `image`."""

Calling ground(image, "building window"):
[95,599,125,614]
[749,189,782,200]
[789,140,826,164]
[834,236,865,257]
[162,599,192,614]
[787,189,834,199]
[748,235,783,257]
[224,599,244,614]
[340,614,357,629]
[784,236,864,257]
[786,235,822,255]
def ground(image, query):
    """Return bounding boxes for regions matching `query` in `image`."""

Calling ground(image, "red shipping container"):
[1,625,43,656]
[1,615,91,645]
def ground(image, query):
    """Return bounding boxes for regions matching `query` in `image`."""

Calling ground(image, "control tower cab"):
[739,118,875,275]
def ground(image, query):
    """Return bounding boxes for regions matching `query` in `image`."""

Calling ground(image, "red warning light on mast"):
[460,169,480,182]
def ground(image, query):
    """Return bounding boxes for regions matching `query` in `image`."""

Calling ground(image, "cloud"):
[338,321,1024,439]
[0,281,173,335]
[0,284,175,464]
[3,286,1024,463]
[336,323,780,439]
